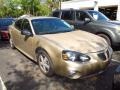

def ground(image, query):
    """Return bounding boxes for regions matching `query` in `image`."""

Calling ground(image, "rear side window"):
[61,11,74,20]
[14,19,23,30]
[53,11,59,17]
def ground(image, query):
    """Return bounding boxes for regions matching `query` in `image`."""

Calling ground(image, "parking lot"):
[0,40,120,90]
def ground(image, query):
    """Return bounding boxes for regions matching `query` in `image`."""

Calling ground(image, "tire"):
[9,37,15,49]
[37,49,54,76]
[98,34,111,46]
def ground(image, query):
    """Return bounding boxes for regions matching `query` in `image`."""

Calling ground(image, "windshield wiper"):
[39,30,72,35]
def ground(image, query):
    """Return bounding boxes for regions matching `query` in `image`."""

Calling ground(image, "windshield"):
[88,11,109,21]
[32,18,73,35]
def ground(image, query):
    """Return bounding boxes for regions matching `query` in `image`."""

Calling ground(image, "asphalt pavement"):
[0,40,120,90]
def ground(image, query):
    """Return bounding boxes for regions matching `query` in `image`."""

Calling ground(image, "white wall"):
[117,0,120,20]
[61,0,119,9]
[61,0,95,9]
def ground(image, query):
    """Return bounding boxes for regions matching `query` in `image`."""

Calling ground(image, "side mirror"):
[84,18,91,24]
[71,25,75,30]
[21,29,32,36]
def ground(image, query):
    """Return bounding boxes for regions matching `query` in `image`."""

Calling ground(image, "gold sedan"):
[9,16,113,79]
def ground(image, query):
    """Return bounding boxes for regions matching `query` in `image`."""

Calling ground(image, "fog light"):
[68,70,80,79]
[69,70,76,75]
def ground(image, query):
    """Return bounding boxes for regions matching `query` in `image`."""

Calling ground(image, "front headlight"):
[62,50,90,62]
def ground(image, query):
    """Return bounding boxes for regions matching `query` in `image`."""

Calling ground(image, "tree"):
[18,0,51,16]
[0,0,70,17]
[47,0,59,10]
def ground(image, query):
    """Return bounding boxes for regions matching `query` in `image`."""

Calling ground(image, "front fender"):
[96,27,116,43]
[36,39,64,71]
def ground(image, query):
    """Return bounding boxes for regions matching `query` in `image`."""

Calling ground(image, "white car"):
[0,76,7,90]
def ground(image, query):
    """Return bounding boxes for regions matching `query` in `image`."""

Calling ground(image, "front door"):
[75,11,93,32]
[20,19,35,58]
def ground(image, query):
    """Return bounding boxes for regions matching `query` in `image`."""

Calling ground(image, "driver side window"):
[76,11,90,21]
[22,19,32,32]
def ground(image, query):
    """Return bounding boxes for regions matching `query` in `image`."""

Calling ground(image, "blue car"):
[0,18,15,40]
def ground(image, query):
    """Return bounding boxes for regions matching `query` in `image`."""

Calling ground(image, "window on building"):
[99,7,117,20]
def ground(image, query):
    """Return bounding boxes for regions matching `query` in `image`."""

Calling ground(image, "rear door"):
[61,10,75,25]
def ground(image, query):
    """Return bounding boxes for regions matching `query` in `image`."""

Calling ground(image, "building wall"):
[61,0,119,9]
[117,0,120,20]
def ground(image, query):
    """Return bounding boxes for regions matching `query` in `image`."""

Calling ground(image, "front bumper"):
[56,47,112,79]
[64,60,110,79]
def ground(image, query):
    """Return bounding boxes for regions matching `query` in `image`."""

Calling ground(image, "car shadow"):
[113,46,120,51]
[5,59,120,90]
[51,61,120,90]
[5,70,41,90]
[95,61,120,90]
[0,40,10,49]
[112,61,120,90]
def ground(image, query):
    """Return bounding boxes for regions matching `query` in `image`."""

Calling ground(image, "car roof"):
[53,9,94,12]
[29,16,58,20]
[18,15,58,21]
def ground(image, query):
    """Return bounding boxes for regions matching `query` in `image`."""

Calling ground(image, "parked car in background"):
[0,18,15,40]
[9,16,112,79]
[52,9,120,47]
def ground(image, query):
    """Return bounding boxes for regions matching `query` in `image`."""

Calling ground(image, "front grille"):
[97,49,109,61]
[98,52,106,60]
[106,49,109,58]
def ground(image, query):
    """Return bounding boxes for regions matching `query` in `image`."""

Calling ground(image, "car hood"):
[107,20,120,25]
[95,20,120,28]
[41,31,108,53]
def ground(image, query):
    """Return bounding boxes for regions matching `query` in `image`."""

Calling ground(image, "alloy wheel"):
[38,53,50,73]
